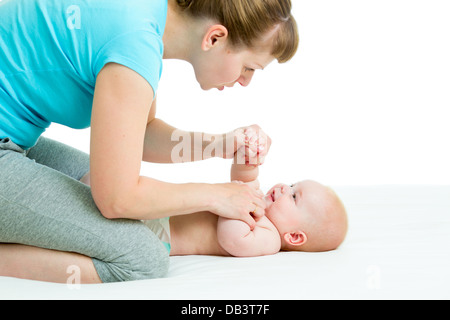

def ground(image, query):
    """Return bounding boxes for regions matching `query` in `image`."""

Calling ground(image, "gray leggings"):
[0,137,169,283]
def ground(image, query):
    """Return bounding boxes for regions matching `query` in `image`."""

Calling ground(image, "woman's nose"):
[238,73,254,87]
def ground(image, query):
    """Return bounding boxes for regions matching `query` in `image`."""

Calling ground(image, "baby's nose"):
[277,185,291,195]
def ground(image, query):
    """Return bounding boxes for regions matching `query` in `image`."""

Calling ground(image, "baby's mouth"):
[264,192,274,207]
[265,190,275,203]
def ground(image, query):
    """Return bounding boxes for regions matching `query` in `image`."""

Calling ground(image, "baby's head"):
[264,180,348,252]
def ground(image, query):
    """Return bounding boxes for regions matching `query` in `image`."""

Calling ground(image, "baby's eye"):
[290,184,296,201]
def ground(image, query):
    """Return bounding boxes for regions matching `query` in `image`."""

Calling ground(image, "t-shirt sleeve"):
[93,30,163,93]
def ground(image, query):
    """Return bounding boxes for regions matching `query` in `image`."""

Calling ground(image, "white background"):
[44,0,450,189]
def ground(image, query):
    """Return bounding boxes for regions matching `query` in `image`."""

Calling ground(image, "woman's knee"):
[129,236,170,281]
[93,225,170,283]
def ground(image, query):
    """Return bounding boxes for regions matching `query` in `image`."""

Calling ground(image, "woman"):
[0,0,299,283]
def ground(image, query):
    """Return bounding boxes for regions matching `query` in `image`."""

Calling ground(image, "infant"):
[166,131,348,257]
[166,178,348,257]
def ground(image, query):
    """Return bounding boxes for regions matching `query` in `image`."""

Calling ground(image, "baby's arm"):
[231,161,259,183]
[217,216,281,257]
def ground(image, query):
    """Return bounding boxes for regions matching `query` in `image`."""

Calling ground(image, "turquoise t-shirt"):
[0,0,167,149]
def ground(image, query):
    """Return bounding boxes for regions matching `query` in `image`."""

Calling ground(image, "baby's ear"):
[283,231,307,247]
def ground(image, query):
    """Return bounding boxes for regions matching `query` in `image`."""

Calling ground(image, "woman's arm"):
[90,63,265,226]
[143,94,243,164]
[143,104,269,165]
[143,117,234,164]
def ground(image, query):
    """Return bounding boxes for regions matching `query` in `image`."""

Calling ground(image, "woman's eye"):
[244,67,255,73]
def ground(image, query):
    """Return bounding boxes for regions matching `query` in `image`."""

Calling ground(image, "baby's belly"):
[169,212,230,256]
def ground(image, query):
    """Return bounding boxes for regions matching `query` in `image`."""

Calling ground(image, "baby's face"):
[263,180,327,234]
[263,180,348,252]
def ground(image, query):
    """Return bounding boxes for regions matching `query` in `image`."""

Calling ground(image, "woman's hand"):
[241,126,270,166]
[223,124,272,166]
[210,181,266,230]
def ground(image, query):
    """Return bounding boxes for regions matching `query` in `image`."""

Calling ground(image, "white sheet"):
[1,185,449,300]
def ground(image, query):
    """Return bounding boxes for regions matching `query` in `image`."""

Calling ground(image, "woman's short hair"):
[176,0,299,63]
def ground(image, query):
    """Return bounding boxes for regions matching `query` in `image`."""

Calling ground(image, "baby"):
[151,131,348,257]
[166,165,348,257]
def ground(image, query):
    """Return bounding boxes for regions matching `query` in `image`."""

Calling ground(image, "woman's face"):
[191,35,275,91]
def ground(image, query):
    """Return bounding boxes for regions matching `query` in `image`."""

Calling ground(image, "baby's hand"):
[228,124,271,166]
[239,126,271,166]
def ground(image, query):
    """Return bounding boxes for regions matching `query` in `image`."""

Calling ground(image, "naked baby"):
[145,130,349,257]
[168,171,347,257]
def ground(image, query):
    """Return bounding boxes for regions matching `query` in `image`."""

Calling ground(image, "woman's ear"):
[284,231,307,247]
[202,24,228,51]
